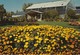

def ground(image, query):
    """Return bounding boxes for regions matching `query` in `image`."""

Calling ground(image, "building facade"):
[26,0,75,20]
[76,6,80,14]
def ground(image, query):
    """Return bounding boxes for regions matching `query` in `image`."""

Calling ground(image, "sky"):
[0,0,80,12]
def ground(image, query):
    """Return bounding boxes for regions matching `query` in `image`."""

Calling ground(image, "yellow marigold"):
[35,36,39,39]
[75,37,78,39]
[30,38,34,40]
[5,37,8,40]
[70,45,74,48]
[34,43,38,47]
[61,33,64,37]
[13,34,16,36]
[52,39,56,42]
[48,45,50,48]
[7,41,9,44]
[2,39,5,42]
[52,44,55,47]
[37,32,39,34]
[57,38,60,40]
[18,36,21,38]
[65,37,68,41]
[61,47,63,49]
[0,39,1,42]
[45,38,49,41]
[26,37,30,41]
[37,40,41,43]
[78,40,80,42]
[44,40,47,43]
[64,46,67,48]
[25,42,28,45]
[71,35,74,38]
[10,41,12,43]
[13,48,17,52]
[14,38,17,41]
[39,38,42,41]
[24,45,28,48]
[23,40,26,42]
[20,38,23,41]
[9,36,12,38]
[16,34,18,36]
[54,42,56,45]
[3,42,7,45]
[17,40,20,43]
[46,47,51,52]
[51,36,55,38]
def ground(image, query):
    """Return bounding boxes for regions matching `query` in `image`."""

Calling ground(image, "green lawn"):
[37,21,80,31]
[0,21,80,31]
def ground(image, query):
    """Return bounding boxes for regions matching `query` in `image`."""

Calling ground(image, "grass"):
[0,21,80,31]
[37,21,80,31]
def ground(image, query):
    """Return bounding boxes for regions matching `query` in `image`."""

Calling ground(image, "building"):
[76,5,80,15]
[12,11,26,18]
[26,0,75,21]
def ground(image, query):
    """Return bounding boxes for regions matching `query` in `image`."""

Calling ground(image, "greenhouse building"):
[26,0,75,21]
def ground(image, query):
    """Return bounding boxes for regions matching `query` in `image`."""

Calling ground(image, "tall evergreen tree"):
[22,3,32,12]
[0,4,6,21]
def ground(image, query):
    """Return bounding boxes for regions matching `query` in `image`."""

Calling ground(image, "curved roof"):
[26,0,70,9]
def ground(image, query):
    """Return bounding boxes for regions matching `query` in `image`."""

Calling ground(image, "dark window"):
[76,7,80,9]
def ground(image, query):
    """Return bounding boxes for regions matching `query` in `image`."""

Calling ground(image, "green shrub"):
[67,9,78,19]
[43,9,59,20]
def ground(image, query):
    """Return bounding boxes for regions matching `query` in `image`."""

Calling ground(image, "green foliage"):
[6,12,12,18]
[37,21,80,31]
[78,18,80,22]
[67,9,78,19]
[76,15,80,19]
[0,4,6,20]
[22,3,33,11]
[0,16,38,26]
[43,9,59,19]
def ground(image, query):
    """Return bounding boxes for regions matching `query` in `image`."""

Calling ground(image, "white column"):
[65,6,67,19]
[65,6,67,14]
[35,16,37,19]
[38,13,42,21]
[40,13,42,20]
[55,7,56,10]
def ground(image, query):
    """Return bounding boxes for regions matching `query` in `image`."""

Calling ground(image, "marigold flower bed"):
[0,25,80,55]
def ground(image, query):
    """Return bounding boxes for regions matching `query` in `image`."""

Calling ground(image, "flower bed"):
[69,21,80,26]
[0,25,80,55]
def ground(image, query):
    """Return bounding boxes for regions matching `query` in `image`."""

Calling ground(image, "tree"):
[0,4,6,21]
[22,3,32,11]
[6,12,12,18]
[43,9,59,19]
[67,9,77,19]
[11,11,14,15]
[16,10,19,13]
